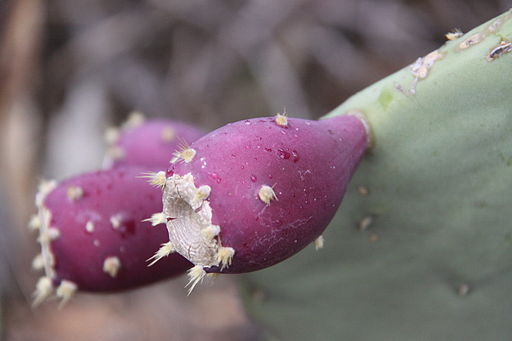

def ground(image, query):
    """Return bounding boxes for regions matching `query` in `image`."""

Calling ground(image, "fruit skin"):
[106,118,205,170]
[163,114,368,275]
[36,167,191,293]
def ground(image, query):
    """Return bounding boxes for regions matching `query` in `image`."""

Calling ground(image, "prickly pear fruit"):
[31,167,192,306]
[104,113,205,170]
[151,114,368,291]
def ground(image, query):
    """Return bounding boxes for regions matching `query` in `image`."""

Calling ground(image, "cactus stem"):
[32,276,53,307]
[452,11,512,54]
[56,280,77,308]
[103,256,121,278]
[160,126,175,142]
[143,212,166,226]
[314,235,325,250]
[147,242,175,266]
[186,265,206,295]
[216,247,235,270]
[258,185,278,205]
[85,221,95,233]
[66,186,84,201]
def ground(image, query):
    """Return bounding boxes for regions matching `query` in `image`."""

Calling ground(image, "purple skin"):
[33,167,192,303]
[106,118,205,170]
[161,114,368,282]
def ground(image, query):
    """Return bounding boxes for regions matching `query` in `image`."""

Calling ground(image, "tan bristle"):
[185,265,206,295]
[123,111,145,129]
[161,126,175,142]
[147,242,174,266]
[56,280,78,308]
[66,186,84,201]
[85,221,95,233]
[32,276,53,307]
[171,147,197,163]
[103,256,121,278]
[28,214,41,231]
[216,247,235,270]
[314,235,325,250]
[258,185,278,205]
[275,113,288,127]
[110,214,123,230]
[104,127,120,144]
[143,212,166,226]
[32,254,45,271]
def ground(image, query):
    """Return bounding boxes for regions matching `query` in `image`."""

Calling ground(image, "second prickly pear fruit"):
[104,114,205,170]
[31,167,192,306]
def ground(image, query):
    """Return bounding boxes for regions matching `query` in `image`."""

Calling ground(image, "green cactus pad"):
[242,10,512,341]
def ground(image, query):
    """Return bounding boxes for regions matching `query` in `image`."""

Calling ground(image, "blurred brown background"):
[0,0,509,340]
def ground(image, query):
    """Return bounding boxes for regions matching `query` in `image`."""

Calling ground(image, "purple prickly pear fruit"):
[148,113,369,292]
[104,112,205,170]
[31,167,192,307]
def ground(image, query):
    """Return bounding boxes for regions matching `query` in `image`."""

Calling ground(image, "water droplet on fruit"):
[119,219,136,238]
[210,173,222,183]
[278,149,291,160]
[291,150,300,162]
[250,175,257,182]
